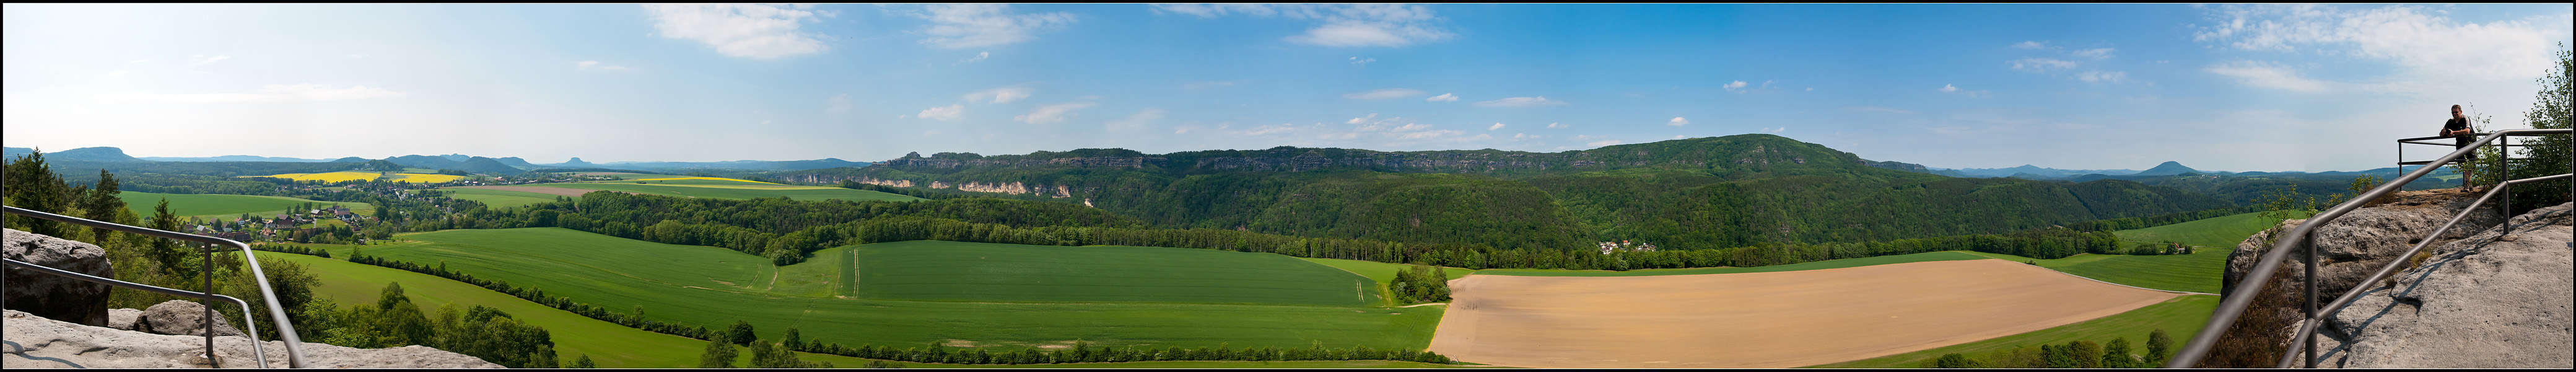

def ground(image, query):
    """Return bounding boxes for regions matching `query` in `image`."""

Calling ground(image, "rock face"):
[3,309,502,368]
[3,228,114,327]
[134,300,246,337]
[2323,202,2572,368]
[2225,188,2507,301]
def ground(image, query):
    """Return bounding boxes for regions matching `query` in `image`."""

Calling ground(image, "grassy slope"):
[440,187,561,209]
[1802,294,2219,368]
[1962,250,2231,294]
[857,241,1380,306]
[1471,250,1990,277]
[523,182,922,202]
[354,229,1440,351]
[118,191,373,219]
[2113,210,2302,248]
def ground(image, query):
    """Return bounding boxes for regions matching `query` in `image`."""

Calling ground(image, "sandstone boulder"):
[2,228,114,327]
[135,299,245,337]
[3,309,500,368]
[107,308,141,330]
[2322,202,2573,368]
[2225,188,2505,301]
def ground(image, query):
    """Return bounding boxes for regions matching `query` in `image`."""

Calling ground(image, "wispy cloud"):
[1425,93,1457,102]
[575,60,637,71]
[918,104,965,120]
[961,86,1035,104]
[2203,60,2328,92]
[1342,88,1423,99]
[1349,56,1376,65]
[2077,71,2128,82]
[1473,96,1568,107]
[1667,117,1689,126]
[958,51,990,64]
[1015,102,1096,124]
[1546,122,1566,128]
[1587,140,1623,147]
[1939,84,1992,98]
[2011,41,2051,50]
[911,4,1077,49]
[97,84,407,103]
[1153,4,1455,48]
[2071,48,2116,59]
[1488,123,1505,130]
[1107,108,1164,130]
[2009,58,2077,72]
[643,4,828,59]
[2193,4,2570,80]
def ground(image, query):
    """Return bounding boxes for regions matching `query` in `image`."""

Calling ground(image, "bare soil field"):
[1428,259,2182,368]
[450,185,630,198]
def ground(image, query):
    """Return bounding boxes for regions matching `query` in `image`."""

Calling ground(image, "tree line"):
[1928,329,2176,368]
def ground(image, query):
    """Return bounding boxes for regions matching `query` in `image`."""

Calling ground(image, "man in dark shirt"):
[2443,105,2477,161]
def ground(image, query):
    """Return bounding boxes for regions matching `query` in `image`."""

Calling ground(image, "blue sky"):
[5,4,2569,172]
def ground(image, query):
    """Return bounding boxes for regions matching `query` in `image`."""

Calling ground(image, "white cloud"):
[1153,4,1455,48]
[575,60,637,71]
[1345,113,1378,125]
[1472,96,1568,107]
[959,51,990,63]
[2009,58,2078,72]
[1939,84,1959,92]
[1546,122,1566,128]
[1667,117,1690,126]
[1722,81,1749,91]
[1015,102,1096,124]
[2077,71,2129,82]
[911,4,1078,49]
[1107,108,1164,130]
[2071,48,2116,59]
[2011,41,2050,50]
[2193,4,2570,80]
[1342,88,1424,99]
[917,104,965,120]
[961,86,1035,104]
[1488,122,1505,130]
[1349,56,1376,65]
[1587,140,1623,147]
[97,84,407,103]
[2204,60,2329,92]
[1425,93,1457,102]
[643,4,828,59]
[827,94,855,113]
[1938,84,1992,98]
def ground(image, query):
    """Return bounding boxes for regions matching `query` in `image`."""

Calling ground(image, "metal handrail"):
[4,205,308,368]
[2166,128,2572,368]
[3,257,270,367]
[2271,172,2571,368]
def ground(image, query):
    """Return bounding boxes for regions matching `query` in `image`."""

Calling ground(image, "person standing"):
[2442,105,2478,187]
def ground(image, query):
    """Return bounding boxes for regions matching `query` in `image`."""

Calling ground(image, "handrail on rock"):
[2167,128,2572,368]
[4,205,308,368]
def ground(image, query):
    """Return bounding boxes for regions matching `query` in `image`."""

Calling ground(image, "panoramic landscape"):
[5,4,2571,369]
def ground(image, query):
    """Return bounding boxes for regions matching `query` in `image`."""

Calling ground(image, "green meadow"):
[350,228,1441,352]
[2113,210,2305,249]
[1802,294,2220,368]
[521,182,922,202]
[856,241,1381,306]
[439,187,561,209]
[116,191,373,219]
[1471,250,1991,277]
[1962,249,2231,294]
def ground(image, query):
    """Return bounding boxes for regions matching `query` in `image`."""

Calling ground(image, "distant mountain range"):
[4,146,868,174]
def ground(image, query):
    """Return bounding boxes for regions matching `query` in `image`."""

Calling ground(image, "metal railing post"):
[2301,232,2317,368]
[2,205,307,368]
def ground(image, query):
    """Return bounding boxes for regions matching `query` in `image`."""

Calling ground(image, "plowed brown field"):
[1427,259,2181,368]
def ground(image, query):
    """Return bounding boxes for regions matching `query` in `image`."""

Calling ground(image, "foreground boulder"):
[2,228,114,327]
[135,299,246,337]
[2,309,502,368]
[2323,202,2572,368]
[2225,188,2506,300]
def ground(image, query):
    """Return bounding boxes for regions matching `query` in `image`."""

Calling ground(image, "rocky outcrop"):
[133,300,245,337]
[3,228,114,327]
[2322,202,2572,368]
[4,309,502,368]
[2224,188,2506,301]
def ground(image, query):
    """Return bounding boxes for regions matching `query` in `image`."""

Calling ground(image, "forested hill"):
[776,135,2231,250]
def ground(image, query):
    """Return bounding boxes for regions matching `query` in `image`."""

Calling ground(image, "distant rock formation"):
[2132,161,2203,176]
[2323,202,2571,368]
[3,228,114,327]
[4,309,502,368]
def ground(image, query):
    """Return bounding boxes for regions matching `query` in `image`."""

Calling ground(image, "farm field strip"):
[438,187,561,208]
[1428,259,2183,368]
[1802,294,2220,368]
[1963,249,2233,294]
[1470,250,1991,277]
[855,241,1380,306]
[354,228,1439,350]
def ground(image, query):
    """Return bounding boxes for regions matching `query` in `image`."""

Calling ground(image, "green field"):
[1472,251,1991,277]
[352,228,1441,352]
[2114,210,2304,249]
[857,241,1381,306]
[521,182,923,202]
[1963,249,2232,294]
[116,192,373,219]
[1802,294,2219,368]
[439,187,561,209]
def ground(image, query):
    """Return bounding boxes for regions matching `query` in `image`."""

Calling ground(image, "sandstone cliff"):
[5,309,502,368]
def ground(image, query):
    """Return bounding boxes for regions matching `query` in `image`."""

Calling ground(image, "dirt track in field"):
[450,185,633,197]
[1428,259,2181,368]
